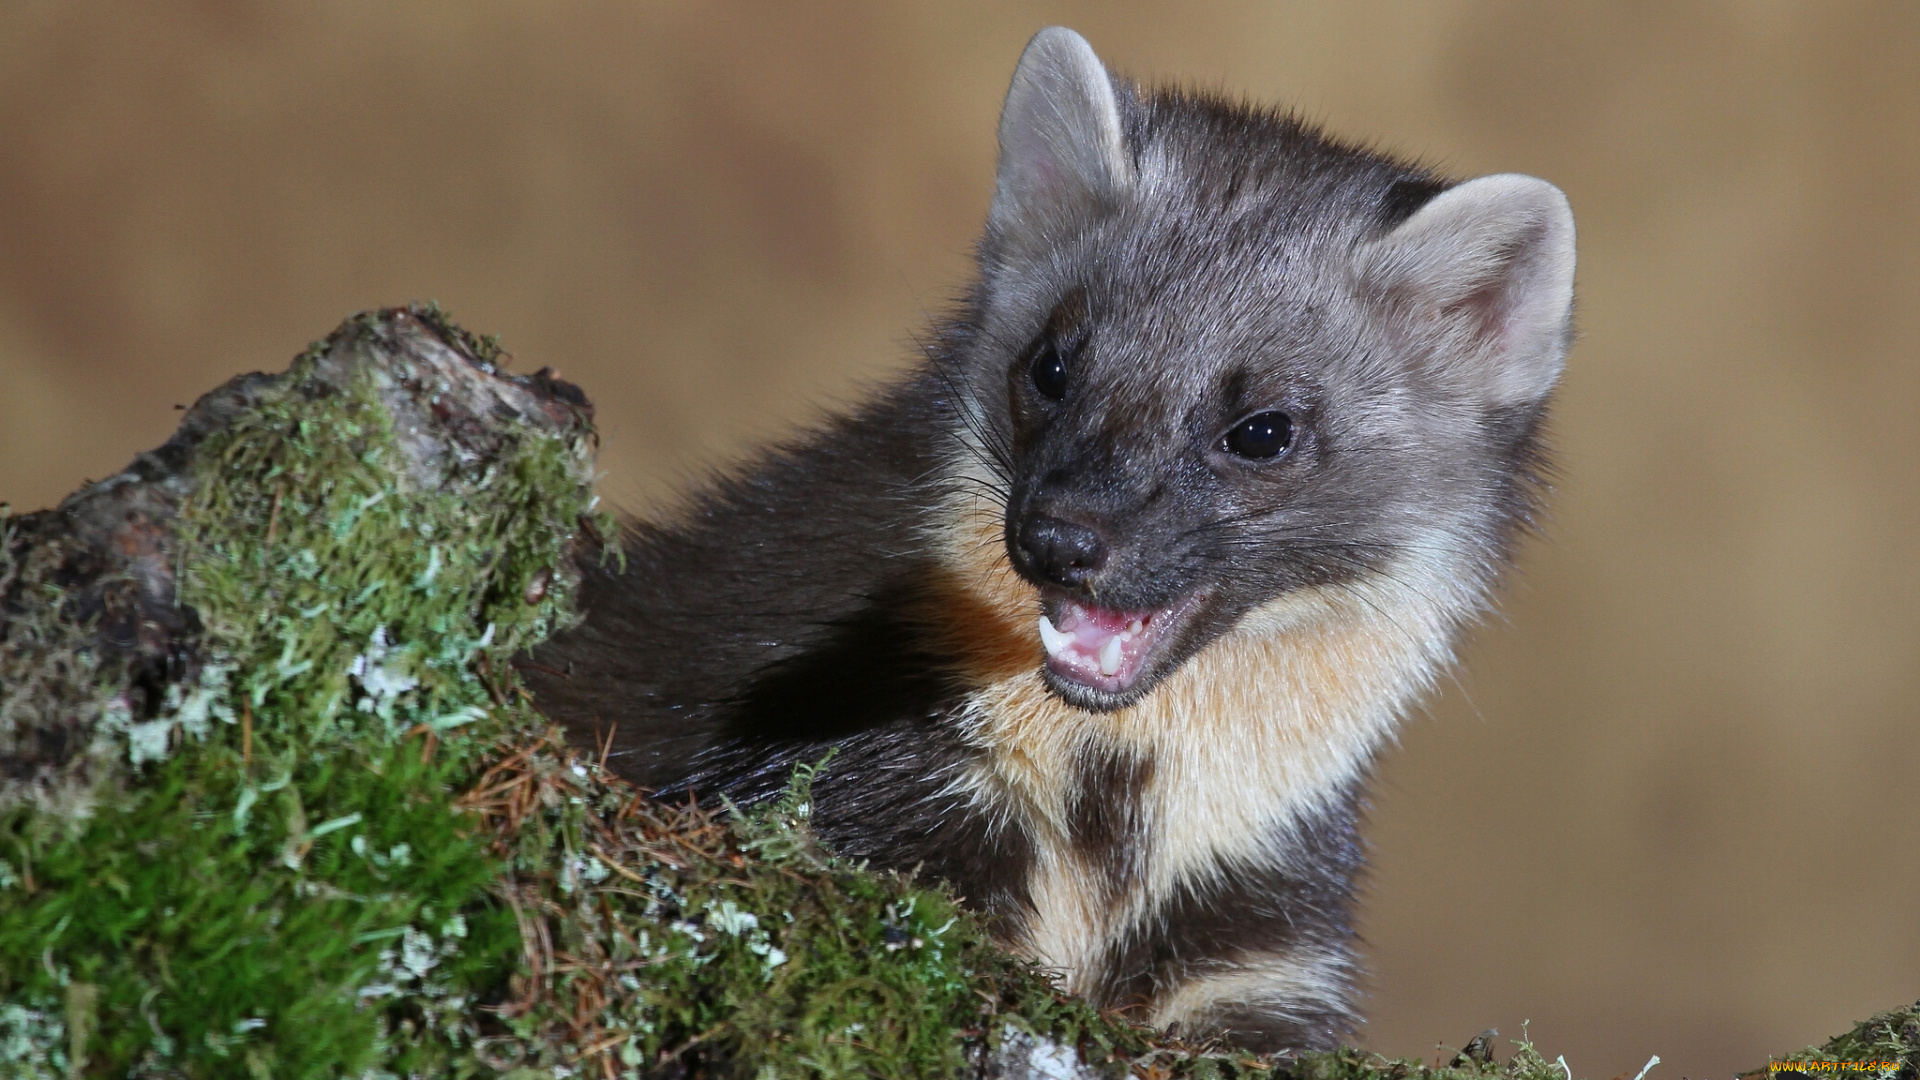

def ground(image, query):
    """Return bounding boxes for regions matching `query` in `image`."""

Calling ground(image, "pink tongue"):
[1041,600,1156,690]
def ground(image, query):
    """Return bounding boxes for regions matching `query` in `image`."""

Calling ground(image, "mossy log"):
[0,308,1911,1079]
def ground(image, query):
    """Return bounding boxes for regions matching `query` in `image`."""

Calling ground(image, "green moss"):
[412,300,510,371]
[470,751,1104,1078]
[1769,1000,1920,1075]
[0,315,602,1077]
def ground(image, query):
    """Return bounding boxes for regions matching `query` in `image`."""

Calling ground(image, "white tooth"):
[1099,635,1123,677]
[1129,619,1144,636]
[1038,615,1072,658]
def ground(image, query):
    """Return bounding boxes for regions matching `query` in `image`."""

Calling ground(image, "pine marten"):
[524,27,1575,1053]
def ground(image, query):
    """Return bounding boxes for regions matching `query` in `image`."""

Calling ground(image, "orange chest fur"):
[926,497,1462,981]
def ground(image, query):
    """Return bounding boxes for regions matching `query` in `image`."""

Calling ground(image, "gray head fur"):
[957,27,1575,710]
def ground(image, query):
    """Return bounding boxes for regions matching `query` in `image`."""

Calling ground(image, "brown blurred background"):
[2,2,1915,1075]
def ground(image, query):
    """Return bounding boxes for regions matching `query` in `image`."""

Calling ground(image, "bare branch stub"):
[0,304,594,810]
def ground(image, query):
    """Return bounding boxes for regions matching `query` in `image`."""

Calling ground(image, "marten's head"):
[947,28,1575,712]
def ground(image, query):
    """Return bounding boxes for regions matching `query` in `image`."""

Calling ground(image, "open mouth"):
[1035,591,1204,701]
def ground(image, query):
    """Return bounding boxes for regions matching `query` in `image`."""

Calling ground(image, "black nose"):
[1015,515,1108,587]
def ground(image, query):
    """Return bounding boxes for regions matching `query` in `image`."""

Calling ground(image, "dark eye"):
[1029,340,1068,401]
[1224,411,1293,459]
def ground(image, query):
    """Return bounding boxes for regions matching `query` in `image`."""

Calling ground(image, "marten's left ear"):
[1356,174,1576,408]
[987,27,1134,257]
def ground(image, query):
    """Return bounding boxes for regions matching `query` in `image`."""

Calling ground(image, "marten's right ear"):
[987,28,1133,257]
